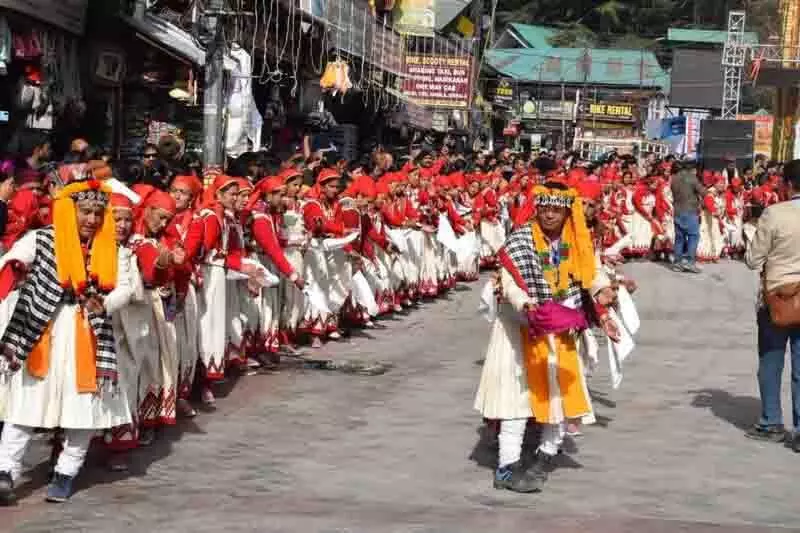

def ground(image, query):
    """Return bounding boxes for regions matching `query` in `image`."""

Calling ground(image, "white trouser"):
[498,420,565,468]
[498,418,527,468]
[538,423,565,456]
[0,424,94,481]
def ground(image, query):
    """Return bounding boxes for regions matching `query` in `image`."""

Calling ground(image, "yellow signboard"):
[738,114,775,157]
[579,101,635,122]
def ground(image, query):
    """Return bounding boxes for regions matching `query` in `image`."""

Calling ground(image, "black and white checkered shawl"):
[500,224,584,306]
[1,228,118,388]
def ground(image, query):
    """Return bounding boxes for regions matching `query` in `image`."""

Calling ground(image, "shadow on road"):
[468,422,584,471]
[589,388,617,409]
[75,418,207,498]
[689,388,760,431]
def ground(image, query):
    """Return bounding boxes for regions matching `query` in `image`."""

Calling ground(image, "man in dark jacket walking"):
[670,162,706,273]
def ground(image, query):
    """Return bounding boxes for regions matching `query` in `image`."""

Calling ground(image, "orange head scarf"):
[134,185,177,236]
[52,180,117,294]
[199,175,238,219]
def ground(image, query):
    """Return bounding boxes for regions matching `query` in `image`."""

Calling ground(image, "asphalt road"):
[4,262,800,532]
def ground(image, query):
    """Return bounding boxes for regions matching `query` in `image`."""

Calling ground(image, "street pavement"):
[4,261,800,532]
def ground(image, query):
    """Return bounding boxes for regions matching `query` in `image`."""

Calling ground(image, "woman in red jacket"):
[183,175,242,407]
[128,186,180,445]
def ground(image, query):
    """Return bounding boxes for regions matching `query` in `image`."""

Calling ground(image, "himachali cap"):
[316,168,340,185]
[138,185,177,215]
[171,175,203,197]
[279,167,303,183]
[577,181,602,201]
[111,193,134,210]
[236,177,254,192]
[261,176,284,194]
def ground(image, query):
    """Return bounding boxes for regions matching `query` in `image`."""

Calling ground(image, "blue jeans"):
[673,211,700,264]
[757,307,800,431]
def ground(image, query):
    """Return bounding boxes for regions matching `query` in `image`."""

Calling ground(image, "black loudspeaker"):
[700,119,754,171]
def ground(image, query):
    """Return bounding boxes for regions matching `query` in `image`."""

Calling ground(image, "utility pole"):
[470,0,485,146]
[202,0,226,180]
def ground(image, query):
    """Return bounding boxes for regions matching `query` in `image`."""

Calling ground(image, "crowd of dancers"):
[0,140,782,503]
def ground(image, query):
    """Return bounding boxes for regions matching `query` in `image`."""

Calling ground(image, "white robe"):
[1,231,132,430]
[474,270,534,420]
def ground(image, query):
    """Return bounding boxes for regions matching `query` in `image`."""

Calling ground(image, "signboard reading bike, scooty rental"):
[402,54,473,108]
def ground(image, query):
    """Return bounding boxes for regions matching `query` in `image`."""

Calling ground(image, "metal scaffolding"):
[721,11,747,118]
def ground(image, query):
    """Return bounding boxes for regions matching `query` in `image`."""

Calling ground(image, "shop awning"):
[123,13,237,70]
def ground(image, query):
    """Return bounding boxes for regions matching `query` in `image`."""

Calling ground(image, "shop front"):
[0,0,88,155]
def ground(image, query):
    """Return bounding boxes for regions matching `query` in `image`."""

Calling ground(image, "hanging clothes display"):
[225,43,262,158]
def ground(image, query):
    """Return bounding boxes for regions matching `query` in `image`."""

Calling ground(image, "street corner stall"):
[0,0,87,156]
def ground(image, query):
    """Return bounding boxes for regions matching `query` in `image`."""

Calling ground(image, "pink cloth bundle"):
[526,300,588,340]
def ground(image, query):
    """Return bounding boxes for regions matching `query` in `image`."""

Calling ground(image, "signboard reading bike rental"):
[402,54,472,108]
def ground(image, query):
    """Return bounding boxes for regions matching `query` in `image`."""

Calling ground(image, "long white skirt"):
[257,258,281,353]
[629,211,654,256]
[474,304,532,420]
[363,255,392,314]
[3,304,131,430]
[404,230,424,289]
[303,246,333,335]
[139,290,179,426]
[280,247,305,339]
[698,211,724,262]
[326,249,353,314]
[480,220,505,259]
[0,290,20,421]
[198,264,228,381]
[175,284,199,399]
[419,233,440,296]
[727,216,746,253]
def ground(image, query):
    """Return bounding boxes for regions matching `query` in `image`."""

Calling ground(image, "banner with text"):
[578,101,636,123]
[402,54,472,109]
[737,114,774,157]
[0,0,88,34]
[488,78,514,106]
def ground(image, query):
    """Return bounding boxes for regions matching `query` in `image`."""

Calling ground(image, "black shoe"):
[788,433,800,453]
[684,263,702,274]
[45,472,74,503]
[0,471,15,505]
[745,424,786,443]
[526,450,553,487]
[493,461,543,493]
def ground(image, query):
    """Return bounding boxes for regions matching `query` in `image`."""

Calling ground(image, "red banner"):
[402,54,472,108]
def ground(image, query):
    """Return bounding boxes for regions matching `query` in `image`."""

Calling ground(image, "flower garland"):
[532,221,573,299]
[529,186,596,298]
